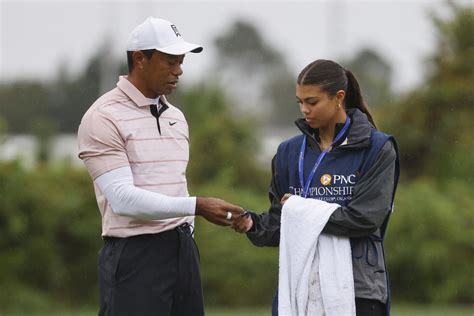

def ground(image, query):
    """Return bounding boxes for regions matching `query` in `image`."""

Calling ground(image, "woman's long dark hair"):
[297,59,376,127]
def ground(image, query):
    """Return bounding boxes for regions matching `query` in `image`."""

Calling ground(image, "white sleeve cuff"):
[95,166,196,220]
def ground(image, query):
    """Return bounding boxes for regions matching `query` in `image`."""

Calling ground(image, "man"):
[77,17,243,315]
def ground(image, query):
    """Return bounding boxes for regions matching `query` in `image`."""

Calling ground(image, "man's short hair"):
[127,49,156,73]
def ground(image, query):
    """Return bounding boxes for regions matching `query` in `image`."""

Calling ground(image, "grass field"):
[2,304,472,316]
[206,304,473,316]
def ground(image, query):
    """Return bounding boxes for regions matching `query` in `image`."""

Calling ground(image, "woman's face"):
[296,84,343,129]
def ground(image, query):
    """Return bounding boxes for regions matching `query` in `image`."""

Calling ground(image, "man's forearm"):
[95,166,196,220]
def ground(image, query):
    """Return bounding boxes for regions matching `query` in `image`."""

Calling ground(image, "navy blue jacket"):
[247,109,400,304]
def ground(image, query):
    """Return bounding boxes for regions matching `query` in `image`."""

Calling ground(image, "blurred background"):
[0,0,472,315]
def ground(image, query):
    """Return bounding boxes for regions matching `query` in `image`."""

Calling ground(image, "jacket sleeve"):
[322,140,398,237]
[245,155,284,247]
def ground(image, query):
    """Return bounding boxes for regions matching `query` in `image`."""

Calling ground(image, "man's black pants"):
[98,224,204,316]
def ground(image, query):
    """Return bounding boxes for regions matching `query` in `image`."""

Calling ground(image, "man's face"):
[140,50,185,97]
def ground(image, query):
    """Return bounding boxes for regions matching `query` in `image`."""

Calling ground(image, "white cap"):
[126,17,203,55]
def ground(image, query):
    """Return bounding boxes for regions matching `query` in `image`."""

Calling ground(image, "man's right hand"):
[195,197,244,226]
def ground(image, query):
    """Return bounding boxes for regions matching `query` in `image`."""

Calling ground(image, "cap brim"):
[156,41,203,55]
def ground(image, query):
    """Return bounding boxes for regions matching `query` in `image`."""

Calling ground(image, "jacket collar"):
[295,109,374,149]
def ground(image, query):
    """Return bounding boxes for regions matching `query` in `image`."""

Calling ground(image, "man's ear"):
[132,51,146,70]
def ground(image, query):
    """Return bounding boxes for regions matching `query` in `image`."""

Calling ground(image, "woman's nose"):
[300,104,310,114]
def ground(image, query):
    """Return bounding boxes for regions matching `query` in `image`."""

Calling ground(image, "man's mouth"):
[168,80,178,88]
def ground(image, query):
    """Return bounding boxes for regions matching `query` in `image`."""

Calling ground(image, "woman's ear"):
[336,90,346,105]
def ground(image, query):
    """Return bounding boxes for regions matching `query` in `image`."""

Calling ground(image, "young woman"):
[233,59,400,316]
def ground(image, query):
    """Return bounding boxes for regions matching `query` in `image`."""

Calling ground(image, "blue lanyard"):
[298,117,351,198]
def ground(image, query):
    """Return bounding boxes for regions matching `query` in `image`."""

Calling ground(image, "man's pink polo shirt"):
[78,76,194,237]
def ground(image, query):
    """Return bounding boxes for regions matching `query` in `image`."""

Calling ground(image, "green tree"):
[376,1,473,180]
[0,161,101,310]
[0,43,122,134]
[48,42,121,133]
[0,117,7,145]
[386,179,473,303]
[169,84,269,191]
[0,81,50,133]
[343,48,393,107]
[213,20,300,128]
[32,118,57,163]
[214,20,284,72]
[380,0,474,304]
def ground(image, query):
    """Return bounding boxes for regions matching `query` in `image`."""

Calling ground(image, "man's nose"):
[173,64,183,76]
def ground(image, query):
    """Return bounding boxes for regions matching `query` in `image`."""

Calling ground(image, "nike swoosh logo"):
[169,121,177,126]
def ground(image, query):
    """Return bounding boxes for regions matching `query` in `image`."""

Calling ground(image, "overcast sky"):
[0,0,470,93]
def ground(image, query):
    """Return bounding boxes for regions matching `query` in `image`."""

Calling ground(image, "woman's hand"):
[231,212,253,233]
[281,193,292,205]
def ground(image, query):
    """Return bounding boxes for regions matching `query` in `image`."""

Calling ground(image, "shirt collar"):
[117,76,161,108]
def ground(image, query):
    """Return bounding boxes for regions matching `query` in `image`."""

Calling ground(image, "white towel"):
[278,195,355,316]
